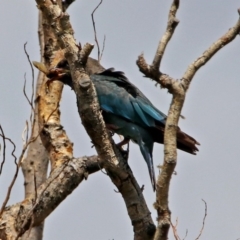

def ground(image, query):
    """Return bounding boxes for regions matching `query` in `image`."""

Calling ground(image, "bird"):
[33,57,199,191]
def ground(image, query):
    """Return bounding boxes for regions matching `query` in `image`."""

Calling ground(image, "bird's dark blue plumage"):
[91,69,168,190]
[40,58,199,191]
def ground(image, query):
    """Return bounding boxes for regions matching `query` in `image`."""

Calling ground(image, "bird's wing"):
[91,69,166,127]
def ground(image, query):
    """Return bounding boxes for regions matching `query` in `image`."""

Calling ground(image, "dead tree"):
[0,1,239,240]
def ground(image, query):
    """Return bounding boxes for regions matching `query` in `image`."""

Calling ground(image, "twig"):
[151,0,179,70]
[3,138,16,167]
[0,135,37,217]
[100,35,106,60]
[91,0,103,62]
[24,43,35,117]
[138,8,240,91]
[182,229,188,240]
[195,199,207,240]
[137,3,240,240]
[0,125,6,175]
[181,11,240,91]
[137,0,179,82]
[23,43,37,148]
[100,34,106,62]
[171,218,188,240]
[23,75,34,113]
[170,218,181,240]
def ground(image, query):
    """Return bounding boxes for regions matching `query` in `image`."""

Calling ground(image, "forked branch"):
[136,1,240,240]
[32,1,156,239]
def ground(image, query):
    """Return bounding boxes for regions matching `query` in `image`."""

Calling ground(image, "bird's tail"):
[153,124,200,155]
[176,128,200,154]
[139,142,156,191]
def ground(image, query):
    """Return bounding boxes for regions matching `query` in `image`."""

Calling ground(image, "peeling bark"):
[0,156,100,239]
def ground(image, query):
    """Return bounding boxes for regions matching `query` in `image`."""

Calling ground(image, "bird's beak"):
[45,68,69,87]
[32,61,69,86]
[32,61,49,75]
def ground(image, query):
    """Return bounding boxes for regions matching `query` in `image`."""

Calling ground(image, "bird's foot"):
[46,68,67,83]
[116,138,130,148]
[118,147,129,161]
[116,138,130,161]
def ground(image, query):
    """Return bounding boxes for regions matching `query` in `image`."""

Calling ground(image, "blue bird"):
[33,58,199,191]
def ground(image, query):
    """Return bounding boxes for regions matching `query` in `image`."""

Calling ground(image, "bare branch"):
[171,218,188,240]
[100,34,106,62]
[24,43,35,109]
[0,155,101,238]
[0,135,36,217]
[152,0,179,70]
[1,64,38,217]
[21,19,49,239]
[136,3,240,240]
[23,75,34,114]
[138,7,240,93]
[171,219,181,240]
[181,12,240,91]
[16,162,67,239]
[195,199,207,240]
[0,125,6,175]
[91,0,103,62]
[0,132,17,216]
[137,0,180,82]
[182,229,188,240]
[156,18,240,232]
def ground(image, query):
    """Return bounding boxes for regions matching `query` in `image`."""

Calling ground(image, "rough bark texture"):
[136,1,240,240]
[35,1,156,239]
[0,156,100,239]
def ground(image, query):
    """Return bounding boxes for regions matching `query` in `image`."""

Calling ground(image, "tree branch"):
[137,0,179,82]
[0,155,100,239]
[152,0,179,70]
[21,11,49,240]
[35,1,156,239]
[181,13,240,91]
[136,2,240,240]
[91,0,104,62]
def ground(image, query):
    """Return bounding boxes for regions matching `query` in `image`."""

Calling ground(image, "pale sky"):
[0,0,240,239]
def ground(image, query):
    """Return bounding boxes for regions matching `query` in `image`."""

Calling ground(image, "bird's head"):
[33,59,73,88]
[33,57,105,89]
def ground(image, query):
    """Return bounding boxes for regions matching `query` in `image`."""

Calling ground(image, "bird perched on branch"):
[33,57,199,191]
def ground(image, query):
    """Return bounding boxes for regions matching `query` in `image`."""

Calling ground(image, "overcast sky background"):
[0,0,240,239]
